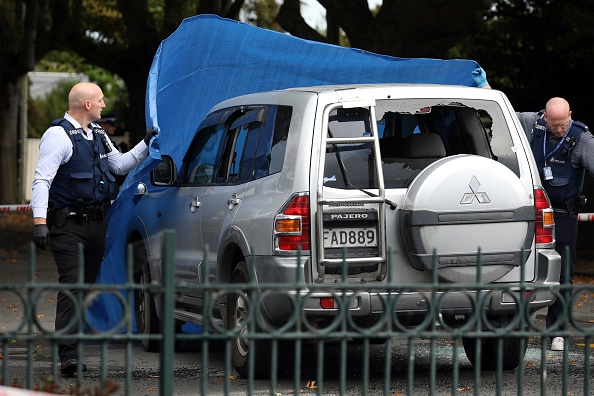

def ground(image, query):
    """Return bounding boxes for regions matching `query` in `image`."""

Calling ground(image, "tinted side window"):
[268,106,292,175]
[218,108,263,183]
[228,105,292,183]
[213,105,293,184]
[233,123,258,183]
[182,124,225,186]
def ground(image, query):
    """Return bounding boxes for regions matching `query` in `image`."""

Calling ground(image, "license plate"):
[323,227,377,248]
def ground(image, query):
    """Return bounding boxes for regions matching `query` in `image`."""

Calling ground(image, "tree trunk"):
[0,0,40,204]
[0,78,22,204]
[122,72,152,144]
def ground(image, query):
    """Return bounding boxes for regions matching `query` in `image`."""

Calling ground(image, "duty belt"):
[550,195,586,215]
[69,204,108,221]
[48,200,111,228]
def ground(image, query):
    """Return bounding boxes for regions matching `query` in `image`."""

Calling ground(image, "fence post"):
[160,230,176,395]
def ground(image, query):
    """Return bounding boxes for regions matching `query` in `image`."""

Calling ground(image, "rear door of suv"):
[313,87,537,286]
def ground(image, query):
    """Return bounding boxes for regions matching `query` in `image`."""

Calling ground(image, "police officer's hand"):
[144,127,158,146]
[472,67,488,88]
[33,224,50,251]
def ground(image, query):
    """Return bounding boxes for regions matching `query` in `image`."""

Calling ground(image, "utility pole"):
[17,76,28,204]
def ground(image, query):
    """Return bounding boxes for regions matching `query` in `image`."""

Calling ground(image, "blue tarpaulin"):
[87,14,481,330]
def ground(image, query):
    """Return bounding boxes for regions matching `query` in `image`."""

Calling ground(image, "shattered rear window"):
[323,99,519,190]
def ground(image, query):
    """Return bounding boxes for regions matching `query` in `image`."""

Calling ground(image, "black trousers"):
[546,212,577,337]
[50,216,108,360]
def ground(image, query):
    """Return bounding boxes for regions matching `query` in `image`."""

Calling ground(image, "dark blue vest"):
[48,118,117,209]
[530,113,586,205]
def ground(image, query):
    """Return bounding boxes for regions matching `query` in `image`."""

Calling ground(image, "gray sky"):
[301,0,382,29]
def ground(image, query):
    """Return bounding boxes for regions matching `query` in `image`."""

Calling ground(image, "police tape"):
[577,213,594,222]
[0,205,32,212]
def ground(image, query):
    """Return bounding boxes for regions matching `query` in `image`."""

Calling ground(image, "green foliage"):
[0,1,18,37]
[451,0,594,128]
[35,50,88,73]
[27,0,273,140]
[28,80,75,138]
[30,50,129,135]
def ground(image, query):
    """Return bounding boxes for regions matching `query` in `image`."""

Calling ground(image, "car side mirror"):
[150,155,177,186]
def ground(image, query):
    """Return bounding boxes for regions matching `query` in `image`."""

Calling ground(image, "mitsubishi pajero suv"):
[126,84,561,378]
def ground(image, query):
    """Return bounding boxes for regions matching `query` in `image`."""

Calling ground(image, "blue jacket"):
[530,113,587,205]
[48,118,117,208]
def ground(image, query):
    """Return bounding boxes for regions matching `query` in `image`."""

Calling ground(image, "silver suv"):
[127,84,560,377]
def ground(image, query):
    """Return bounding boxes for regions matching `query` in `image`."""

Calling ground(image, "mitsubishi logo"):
[460,176,491,204]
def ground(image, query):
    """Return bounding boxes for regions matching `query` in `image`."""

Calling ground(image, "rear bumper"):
[256,248,561,328]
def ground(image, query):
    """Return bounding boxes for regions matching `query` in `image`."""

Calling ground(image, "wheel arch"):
[126,230,144,268]
[126,215,153,259]
[218,225,252,284]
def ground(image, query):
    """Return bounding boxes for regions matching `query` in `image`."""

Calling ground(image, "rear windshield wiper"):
[327,130,397,210]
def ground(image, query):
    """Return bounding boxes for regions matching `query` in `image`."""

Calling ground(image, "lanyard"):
[543,129,569,166]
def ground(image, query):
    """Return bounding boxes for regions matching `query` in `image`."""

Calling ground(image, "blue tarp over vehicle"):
[88,14,482,330]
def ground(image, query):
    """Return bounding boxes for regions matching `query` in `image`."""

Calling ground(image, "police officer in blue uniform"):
[473,67,594,351]
[31,82,157,376]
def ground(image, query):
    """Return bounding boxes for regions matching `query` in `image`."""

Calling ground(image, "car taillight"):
[534,186,554,246]
[275,194,310,251]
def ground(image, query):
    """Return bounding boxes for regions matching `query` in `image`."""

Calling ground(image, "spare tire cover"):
[399,155,534,283]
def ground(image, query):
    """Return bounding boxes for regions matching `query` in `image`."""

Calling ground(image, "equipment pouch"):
[578,195,587,212]
[54,208,69,228]
[46,201,55,229]
[564,195,586,214]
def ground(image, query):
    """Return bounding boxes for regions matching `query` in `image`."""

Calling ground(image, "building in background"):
[28,72,88,99]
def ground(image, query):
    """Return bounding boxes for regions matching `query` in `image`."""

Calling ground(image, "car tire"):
[133,240,161,353]
[228,260,282,379]
[462,333,527,371]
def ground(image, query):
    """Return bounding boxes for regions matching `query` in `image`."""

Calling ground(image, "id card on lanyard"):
[543,131,568,180]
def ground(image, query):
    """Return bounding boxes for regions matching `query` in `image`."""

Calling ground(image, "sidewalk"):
[0,250,57,333]
[576,249,594,276]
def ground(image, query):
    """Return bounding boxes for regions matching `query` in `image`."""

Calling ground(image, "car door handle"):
[189,197,201,213]
[227,193,241,210]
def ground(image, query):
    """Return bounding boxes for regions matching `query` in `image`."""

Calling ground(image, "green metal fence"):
[1,231,593,395]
